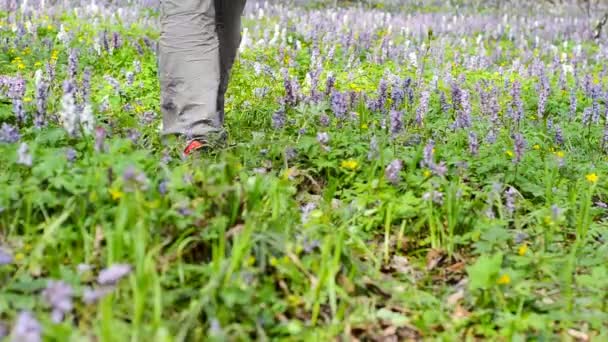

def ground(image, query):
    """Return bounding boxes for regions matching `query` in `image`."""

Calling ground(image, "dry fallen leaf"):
[447,289,465,306]
[567,329,589,341]
[426,249,446,271]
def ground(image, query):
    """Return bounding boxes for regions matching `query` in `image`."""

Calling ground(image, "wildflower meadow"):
[1,0,608,340]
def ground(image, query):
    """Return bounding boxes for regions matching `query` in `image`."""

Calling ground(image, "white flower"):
[80,104,95,134]
[59,92,78,136]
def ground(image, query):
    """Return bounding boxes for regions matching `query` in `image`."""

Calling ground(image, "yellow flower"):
[360,123,368,130]
[544,216,553,225]
[109,188,124,201]
[423,170,432,178]
[533,144,540,150]
[287,295,302,306]
[269,257,278,266]
[34,61,42,67]
[15,253,25,262]
[506,150,514,158]
[518,244,528,256]
[23,97,32,103]
[17,62,25,70]
[341,159,359,170]
[586,173,599,184]
[555,151,565,158]
[497,274,511,285]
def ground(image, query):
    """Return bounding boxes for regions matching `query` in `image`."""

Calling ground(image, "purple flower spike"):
[17,143,33,167]
[0,123,20,143]
[83,286,115,304]
[317,132,330,145]
[385,159,403,185]
[42,280,74,323]
[11,311,41,342]
[0,248,13,265]
[97,264,132,285]
[389,110,403,136]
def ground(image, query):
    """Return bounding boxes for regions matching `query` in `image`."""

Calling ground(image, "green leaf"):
[467,252,503,291]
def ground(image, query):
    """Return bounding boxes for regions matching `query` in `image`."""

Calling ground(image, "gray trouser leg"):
[159,0,245,141]
[216,0,246,125]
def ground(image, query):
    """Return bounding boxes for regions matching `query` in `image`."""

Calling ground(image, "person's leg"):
[159,0,223,142]
[215,0,246,126]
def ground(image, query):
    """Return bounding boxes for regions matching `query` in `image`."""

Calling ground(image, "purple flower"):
[452,90,472,129]
[46,61,56,82]
[421,140,435,169]
[112,32,122,51]
[0,123,20,143]
[505,187,517,215]
[126,71,135,86]
[140,111,157,125]
[97,264,132,285]
[159,180,168,195]
[271,109,286,129]
[439,91,450,114]
[17,143,33,167]
[451,81,462,110]
[415,91,430,126]
[318,114,330,127]
[95,127,106,152]
[391,77,405,109]
[569,88,577,120]
[537,76,550,120]
[513,133,526,164]
[122,166,149,192]
[423,191,444,205]
[389,110,403,136]
[285,147,297,160]
[9,77,26,123]
[430,161,448,177]
[551,205,561,221]
[0,248,13,265]
[65,148,77,163]
[330,91,348,119]
[582,107,592,126]
[555,125,564,145]
[385,159,403,185]
[317,132,330,145]
[104,75,122,95]
[177,206,193,216]
[81,67,92,103]
[376,78,389,113]
[11,311,41,342]
[511,81,524,124]
[591,85,602,124]
[68,49,79,81]
[300,202,317,224]
[468,132,479,156]
[34,70,48,128]
[127,129,141,144]
[281,68,299,107]
[302,238,321,253]
[514,232,529,244]
[486,129,497,144]
[41,280,74,323]
[325,73,336,97]
[83,286,114,304]
[0,321,7,339]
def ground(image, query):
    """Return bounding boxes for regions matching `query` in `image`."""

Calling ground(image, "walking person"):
[158,0,247,156]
